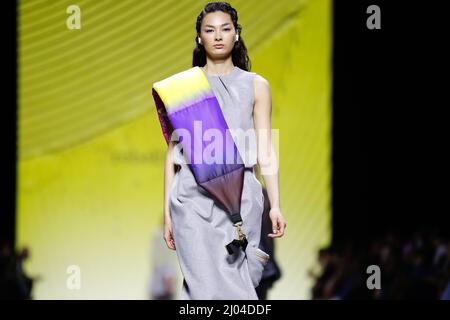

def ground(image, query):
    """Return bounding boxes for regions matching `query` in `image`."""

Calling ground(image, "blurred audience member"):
[311,229,450,299]
[0,243,33,299]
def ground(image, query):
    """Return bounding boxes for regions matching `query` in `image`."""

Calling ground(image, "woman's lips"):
[213,44,224,48]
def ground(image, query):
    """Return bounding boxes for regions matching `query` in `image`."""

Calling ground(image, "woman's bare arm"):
[163,140,176,250]
[253,75,286,238]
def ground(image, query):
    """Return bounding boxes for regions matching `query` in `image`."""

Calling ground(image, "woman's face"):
[199,11,237,57]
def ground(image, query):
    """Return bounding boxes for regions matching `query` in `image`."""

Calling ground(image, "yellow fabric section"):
[153,67,211,110]
[18,0,331,299]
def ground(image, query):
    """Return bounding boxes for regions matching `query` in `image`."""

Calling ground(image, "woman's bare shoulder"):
[253,73,271,102]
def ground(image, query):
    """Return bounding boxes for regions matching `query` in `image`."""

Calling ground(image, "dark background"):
[2,1,17,249]
[332,0,447,246]
[2,1,447,251]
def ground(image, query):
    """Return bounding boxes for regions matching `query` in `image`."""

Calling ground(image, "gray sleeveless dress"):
[169,66,268,300]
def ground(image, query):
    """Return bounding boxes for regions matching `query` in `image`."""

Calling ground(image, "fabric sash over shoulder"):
[152,66,248,255]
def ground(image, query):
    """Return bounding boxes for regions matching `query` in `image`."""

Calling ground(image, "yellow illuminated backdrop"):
[18,0,331,299]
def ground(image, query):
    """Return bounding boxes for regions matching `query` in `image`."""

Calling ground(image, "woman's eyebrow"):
[204,23,231,28]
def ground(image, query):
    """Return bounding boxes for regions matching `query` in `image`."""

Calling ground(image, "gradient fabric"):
[152,66,246,225]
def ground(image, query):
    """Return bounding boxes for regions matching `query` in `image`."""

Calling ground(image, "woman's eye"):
[205,28,230,32]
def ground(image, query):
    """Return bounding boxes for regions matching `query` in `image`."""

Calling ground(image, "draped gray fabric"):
[169,66,268,299]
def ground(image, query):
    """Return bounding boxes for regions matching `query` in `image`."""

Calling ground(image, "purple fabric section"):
[168,96,244,184]
[152,87,173,145]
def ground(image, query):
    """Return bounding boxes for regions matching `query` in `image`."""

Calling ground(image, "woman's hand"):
[268,208,286,238]
[164,216,176,250]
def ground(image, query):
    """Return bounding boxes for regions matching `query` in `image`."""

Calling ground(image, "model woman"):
[161,2,286,299]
